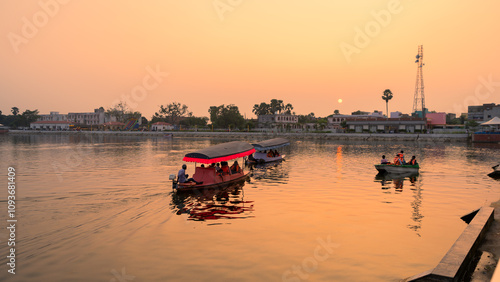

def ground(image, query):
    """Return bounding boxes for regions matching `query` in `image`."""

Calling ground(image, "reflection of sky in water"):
[374,173,423,236]
[0,135,499,281]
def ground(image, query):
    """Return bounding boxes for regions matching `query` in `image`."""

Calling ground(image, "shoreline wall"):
[6,130,470,142]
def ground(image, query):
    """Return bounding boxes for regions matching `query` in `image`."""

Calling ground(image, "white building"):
[327,115,350,129]
[67,108,106,125]
[468,103,500,122]
[390,111,402,118]
[257,114,301,131]
[151,122,174,131]
[30,121,72,130]
[38,111,68,121]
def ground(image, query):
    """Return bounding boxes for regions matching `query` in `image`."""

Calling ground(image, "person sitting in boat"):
[393,154,402,165]
[230,161,241,174]
[398,151,406,164]
[408,156,417,165]
[273,150,280,157]
[267,150,274,158]
[248,154,256,162]
[381,155,389,164]
[221,162,230,174]
[178,164,201,184]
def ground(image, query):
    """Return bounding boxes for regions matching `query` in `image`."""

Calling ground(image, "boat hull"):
[472,132,500,143]
[175,171,250,191]
[375,164,419,174]
[249,152,285,164]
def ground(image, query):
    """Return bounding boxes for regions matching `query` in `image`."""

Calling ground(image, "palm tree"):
[11,107,19,116]
[381,89,393,117]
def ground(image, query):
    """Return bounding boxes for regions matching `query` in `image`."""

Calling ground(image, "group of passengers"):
[265,150,280,158]
[177,161,242,184]
[206,161,241,174]
[380,150,418,166]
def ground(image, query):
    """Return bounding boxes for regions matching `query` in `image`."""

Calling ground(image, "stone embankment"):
[7,130,470,142]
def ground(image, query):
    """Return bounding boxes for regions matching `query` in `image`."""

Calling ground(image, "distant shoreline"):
[5,130,470,142]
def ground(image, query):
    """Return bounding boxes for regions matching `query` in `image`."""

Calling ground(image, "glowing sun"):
[338,99,343,103]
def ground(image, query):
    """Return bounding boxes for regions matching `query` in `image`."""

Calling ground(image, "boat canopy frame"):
[251,138,290,151]
[183,141,255,164]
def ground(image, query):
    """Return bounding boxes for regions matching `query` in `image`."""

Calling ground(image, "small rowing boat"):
[375,164,420,174]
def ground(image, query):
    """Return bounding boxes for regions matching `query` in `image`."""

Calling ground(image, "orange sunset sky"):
[1,1,499,120]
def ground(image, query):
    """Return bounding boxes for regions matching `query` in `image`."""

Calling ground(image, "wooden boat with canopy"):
[248,138,289,164]
[172,141,255,191]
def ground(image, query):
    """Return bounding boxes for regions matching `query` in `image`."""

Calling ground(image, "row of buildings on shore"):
[27,103,500,133]
[256,103,500,133]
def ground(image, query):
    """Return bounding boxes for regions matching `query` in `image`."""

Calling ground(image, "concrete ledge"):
[407,207,495,281]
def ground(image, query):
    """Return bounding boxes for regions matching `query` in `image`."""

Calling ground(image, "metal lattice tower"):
[412,45,425,118]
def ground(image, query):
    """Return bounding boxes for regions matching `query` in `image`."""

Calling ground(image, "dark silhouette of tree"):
[153,102,190,125]
[11,107,19,116]
[19,109,40,127]
[269,99,284,114]
[466,120,479,128]
[208,104,245,129]
[382,89,393,117]
[252,102,270,116]
[252,99,294,116]
[351,110,366,115]
[106,101,143,123]
[106,101,128,122]
[180,116,209,128]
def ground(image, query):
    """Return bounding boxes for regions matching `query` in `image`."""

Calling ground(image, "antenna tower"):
[412,45,425,118]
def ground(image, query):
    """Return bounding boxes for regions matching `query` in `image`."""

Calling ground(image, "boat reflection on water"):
[375,172,419,191]
[248,161,289,182]
[170,180,254,221]
[375,172,424,236]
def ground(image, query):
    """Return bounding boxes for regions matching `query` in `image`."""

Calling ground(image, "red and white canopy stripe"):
[182,141,255,164]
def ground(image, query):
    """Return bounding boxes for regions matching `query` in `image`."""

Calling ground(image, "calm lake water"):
[0,134,499,281]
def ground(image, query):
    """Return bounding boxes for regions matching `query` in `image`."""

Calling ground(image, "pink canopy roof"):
[182,141,255,164]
